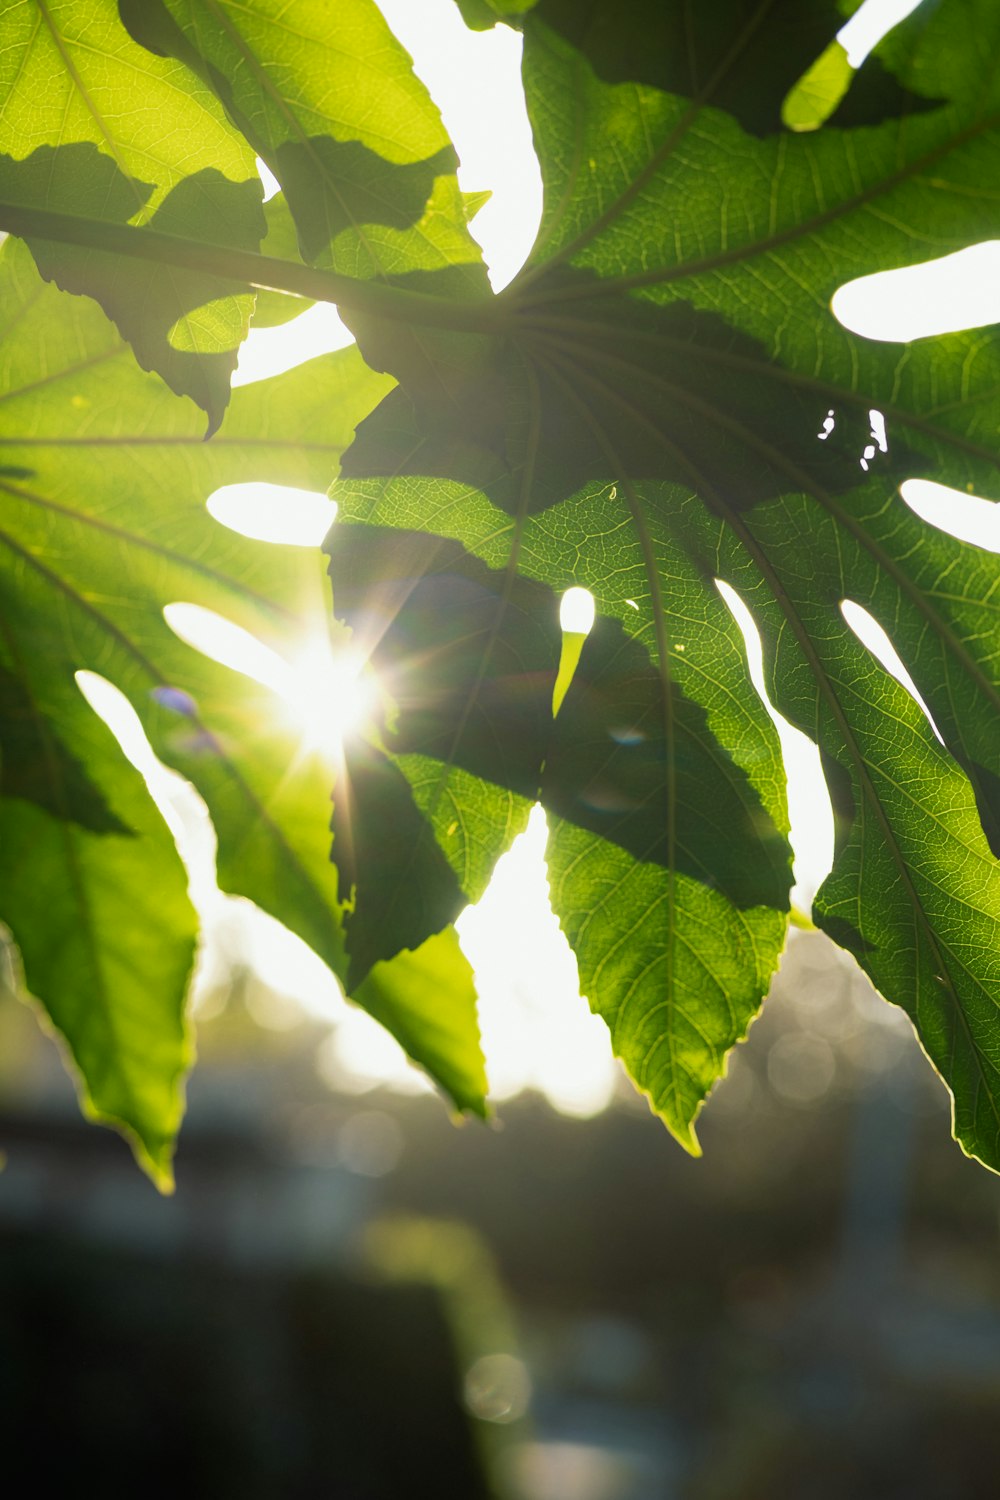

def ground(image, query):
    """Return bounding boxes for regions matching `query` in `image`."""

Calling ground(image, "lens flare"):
[163,603,378,759]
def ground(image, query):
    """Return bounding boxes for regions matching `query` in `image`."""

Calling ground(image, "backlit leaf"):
[0,234,484,1170]
[329,0,1000,1163]
[1,0,1000,1175]
[0,0,262,426]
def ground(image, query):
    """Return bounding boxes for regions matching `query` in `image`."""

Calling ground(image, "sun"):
[279,635,377,757]
[162,602,379,762]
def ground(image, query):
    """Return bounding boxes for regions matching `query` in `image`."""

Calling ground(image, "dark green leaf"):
[505,0,1000,1164]
[527,0,934,135]
[329,492,792,1145]
[0,665,128,834]
[330,0,1000,1163]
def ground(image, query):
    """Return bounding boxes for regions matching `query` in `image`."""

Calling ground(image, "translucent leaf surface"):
[0,236,485,1171]
[0,0,263,426]
[121,0,487,288]
[2,0,1000,1173]
[329,0,1000,1164]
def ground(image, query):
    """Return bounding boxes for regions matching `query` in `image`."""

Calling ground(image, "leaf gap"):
[837,0,927,68]
[900,480,1000,553]
[715,579,834,905]
[839,599,945,744]
[75,670,218,908]
[232,303,355,387]
[833,243,1000,342]
[207,482,336,546]
[553,585,595,717]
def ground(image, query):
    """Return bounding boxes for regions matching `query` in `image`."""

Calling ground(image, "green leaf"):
[328,0,1000,1164]
[3,0,1000,1177]
[782,40,854,131]
[0,234,485,1164]
[0,667,196,1190]
[354,929,488,1117]
[523,0,932,137]
[0,0,262,427]
[122,0,487,288]
[507,0,1000,1164]
[329,478,792,1149]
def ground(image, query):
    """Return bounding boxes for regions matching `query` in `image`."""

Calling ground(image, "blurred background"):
[5,0,1000,1495]
[4,914,1000,1498]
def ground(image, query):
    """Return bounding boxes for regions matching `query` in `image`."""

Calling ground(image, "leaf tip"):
[639,1081,704,1156]
[670,1120,703,1159]
[448,1093,492,1125]
[142,1152,177,1196]
[81,1094,180,1193]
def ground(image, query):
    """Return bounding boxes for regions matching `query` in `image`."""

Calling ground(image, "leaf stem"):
[0,202,503,335]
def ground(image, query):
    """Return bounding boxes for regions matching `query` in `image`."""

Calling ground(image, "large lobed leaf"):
[517,0,1000,1162]
[328,0,1000,1164]
[1,0,999,1173]
[0,233,485,1178]
[0,0,496,1174]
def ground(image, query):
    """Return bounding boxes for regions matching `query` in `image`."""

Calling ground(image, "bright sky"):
[84,0,1000,1117]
